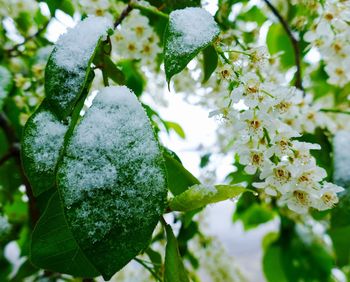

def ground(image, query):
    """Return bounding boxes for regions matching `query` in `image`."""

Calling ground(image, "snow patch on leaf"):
[56,86,167,279]
[164,7,220,82]
[53,16,112,70]
[45,16,112,119]
[22,104,68,196]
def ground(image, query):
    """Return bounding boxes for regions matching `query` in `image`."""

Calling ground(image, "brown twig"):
[263,0,303,91]
[114,2,134,29]
[0,144,20,166]
[5,20,51,55]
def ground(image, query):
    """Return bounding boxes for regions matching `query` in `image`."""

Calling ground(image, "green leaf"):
[41,0,75,17]
[117,60,145,97]
[56,86,167,280]
[233,193,275,230]
[164,150,200,196]
[165,0,201,10]
[45,16,111,119]
[0,66,12,111]
[169,184,246,212]
[164,223,190,282]
[263,221,334,282]
[21,101,68,196]
[103,55,126,85]
[263,244,288,282]
[30,192,99,277]
[164,7,220,84]
[11,259,38,282]
[236,5,267,26]
[164,121,186,139]
[266,23,295,69]
[146,248,163,277]
[202,45,218,83]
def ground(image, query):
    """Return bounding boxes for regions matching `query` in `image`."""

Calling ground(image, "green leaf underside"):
[164,151,200,196]
[56,86,167,280]
[21,100,68,197]
[169,184,246,212]
[164,7,220,84]
[202,45,218,83]
[45,16,111,119]
[30,192,99,277]
[164,224,190,282]
[0,66,12,110]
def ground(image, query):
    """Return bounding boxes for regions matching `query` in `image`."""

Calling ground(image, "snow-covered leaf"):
[164,7,220,84]
[164,223,189,282]
[21,101,68,196]
[45,16,111,119]
[169,184,246,212]
[56,86,167,280]
[22,73,94,197]
[0,66,12,111]
[30,192,99,277]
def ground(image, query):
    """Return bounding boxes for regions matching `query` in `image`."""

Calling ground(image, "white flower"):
[325,61,350,87]
[278,187,318,214]
[258,162,294,194]
[292,163,327,189]
[314,182,344,210]
[291,141,320,165]
[239,148,270,174]
[266,129,300,158]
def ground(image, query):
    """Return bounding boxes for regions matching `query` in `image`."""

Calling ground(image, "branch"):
[0,144,20,166]
[113,0,169,29]
[5,20,51,55]
[263,0,303,91]
[114,2,134,29]
[0,113,40,226]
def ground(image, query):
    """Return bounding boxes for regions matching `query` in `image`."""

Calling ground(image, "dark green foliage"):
[164,223,190,282]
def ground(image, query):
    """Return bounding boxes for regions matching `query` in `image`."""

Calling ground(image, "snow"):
[22,106,68,189]
[46,16,112,118]
[190,184,217,196]
[57,86,167,250]
[333,131,350,187]
[167,7,220,59]
[53,16,112,70]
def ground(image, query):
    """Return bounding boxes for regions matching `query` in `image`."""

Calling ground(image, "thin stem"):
[5,20,51,55]
[262,0,303,91]
[224,49,251,56]
[320,108,350,115]
[131,2,169,19]
[134,258,162,281]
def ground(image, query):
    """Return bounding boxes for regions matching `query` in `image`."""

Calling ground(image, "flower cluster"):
[111,9,161,66]
[210,44,344,214]
[304,0,350,86]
